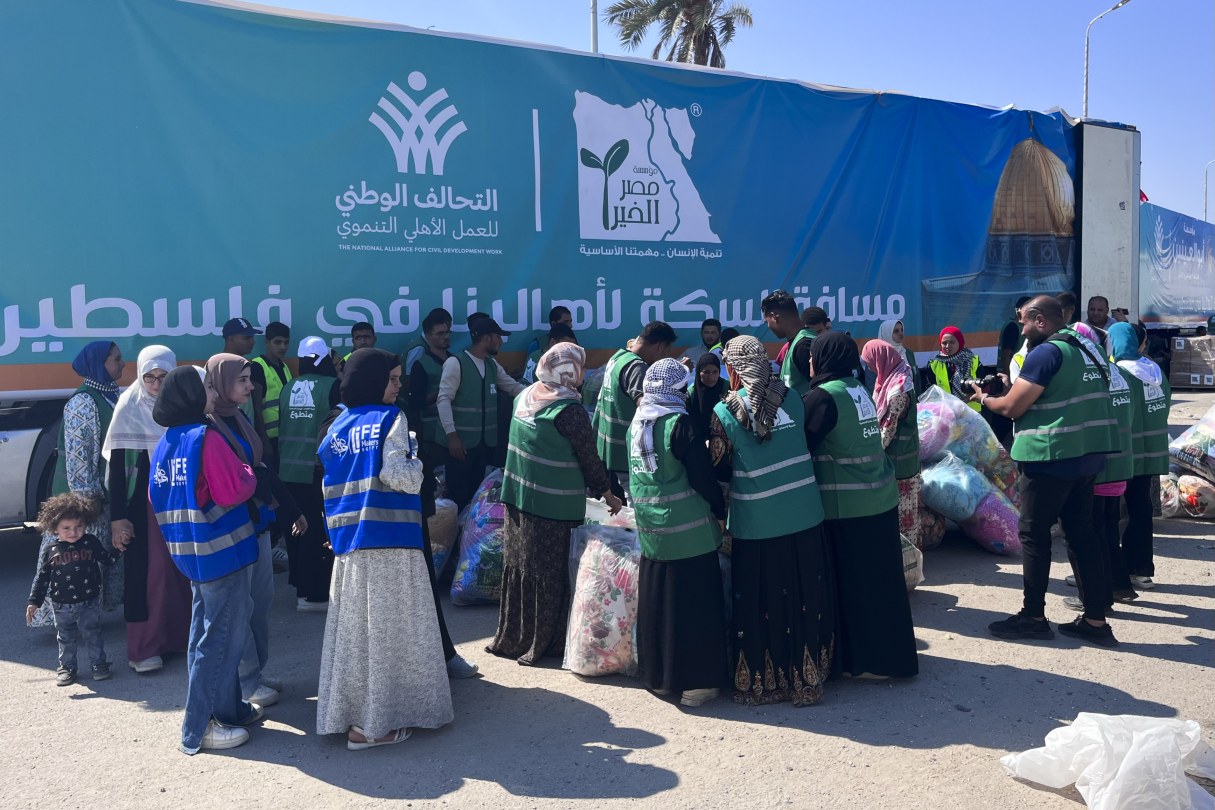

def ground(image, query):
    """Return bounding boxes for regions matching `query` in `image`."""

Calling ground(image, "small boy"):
[26,493,122,686]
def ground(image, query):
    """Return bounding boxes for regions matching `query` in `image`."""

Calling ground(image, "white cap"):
[297,336,328,360]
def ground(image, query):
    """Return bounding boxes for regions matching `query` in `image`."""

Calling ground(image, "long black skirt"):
[824,508,918,679]
[731,525,835,707]
[637,550,728,693]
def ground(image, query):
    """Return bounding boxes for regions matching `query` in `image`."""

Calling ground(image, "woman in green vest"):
[628,359,727,708]
[861,339,922,550]
[708,336,835,707]
[490,344,622,666]
[805,332,917,680]
[30,341,127,627]
[925,326,980,410]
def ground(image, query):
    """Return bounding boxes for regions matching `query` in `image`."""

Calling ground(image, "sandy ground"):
[1,394,1212,809]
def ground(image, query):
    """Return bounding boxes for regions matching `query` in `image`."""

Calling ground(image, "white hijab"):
[103,345,176,460]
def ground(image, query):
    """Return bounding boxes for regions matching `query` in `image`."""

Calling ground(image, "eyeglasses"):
[142,372,168,384]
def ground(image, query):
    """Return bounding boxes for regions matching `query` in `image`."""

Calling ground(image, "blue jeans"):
[53,598,105,673]
[181,566,257,754]
[239,531,273,699]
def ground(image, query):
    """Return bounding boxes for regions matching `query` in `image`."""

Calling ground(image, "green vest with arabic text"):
[438,353,499,449]
[594,349,642,473]
[1095,364,1134,484]
[627,414,720,561]
[813,378,898,519]
[276,374,334,484]
[252,356,292,439]
[889,393,921,480]
[713,388,824,539]
[1121,367,1171,477]
[780,330,815,395]
[501,401,587,521]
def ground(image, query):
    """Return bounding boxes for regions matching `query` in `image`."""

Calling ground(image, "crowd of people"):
[24,287,1170,754]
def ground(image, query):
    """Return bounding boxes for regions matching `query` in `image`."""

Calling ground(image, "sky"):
[266,0,1214,221]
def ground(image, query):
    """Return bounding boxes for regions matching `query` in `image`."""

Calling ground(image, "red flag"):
[1140,189,1149,202]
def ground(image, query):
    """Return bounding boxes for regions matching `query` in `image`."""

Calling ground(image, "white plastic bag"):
[1001,713,1215,810]
[563,523,640,677]
[900,533,924,591]
[583,496,637,529]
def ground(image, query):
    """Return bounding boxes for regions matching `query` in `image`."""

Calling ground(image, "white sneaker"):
[296,598,328,613]
[1130,575,1155,590]
[446,654,480,679]
[200,721,249,751]
[680,688,719,707]
[248,684,279,707]
[129,656,164,673]
[1065,575,1077,587]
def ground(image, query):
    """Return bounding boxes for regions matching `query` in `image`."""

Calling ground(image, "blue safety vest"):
[319,404,423,556]
[150,424,260,583]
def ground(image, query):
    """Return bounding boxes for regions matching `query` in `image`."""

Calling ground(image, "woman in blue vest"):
[629,359,727,707]
[805,332,918,679]
[150,365,263,753]
[316,348,453,750]
[708,336,835,707]
[490,343,621,665]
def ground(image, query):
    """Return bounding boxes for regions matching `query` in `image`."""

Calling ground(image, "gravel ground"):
[1,392,1212,809]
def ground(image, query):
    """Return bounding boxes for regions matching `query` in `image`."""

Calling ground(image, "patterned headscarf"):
[860,339,915,424]
[103,345,175,460]
[515,343,586,419]
[722,336,787,441]
[629,358,691,473]
[72,341,120,405]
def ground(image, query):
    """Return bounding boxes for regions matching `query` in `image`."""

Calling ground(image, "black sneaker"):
[1057,616,1119,647]
[989,613,1055,640]
[56,668,76,686]
[92,663,112,681]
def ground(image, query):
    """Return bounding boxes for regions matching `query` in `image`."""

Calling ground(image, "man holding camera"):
[972,296,1121,647]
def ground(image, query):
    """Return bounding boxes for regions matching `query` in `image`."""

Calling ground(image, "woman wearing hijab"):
[878,319,918,394]
[491,344,622,665]
[316,348,453,750]
[707,336,834,707]
[204,353,304,710]
[629,359,727,707]
[150,366,263,753]
[30,341,127,627]
[104,345,192,672]
[686,352,727,440]
[860,339,922,550]
[805,332,917,680]
[926,326,980,410]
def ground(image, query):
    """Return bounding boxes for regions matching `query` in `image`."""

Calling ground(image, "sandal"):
[347,725,411,751]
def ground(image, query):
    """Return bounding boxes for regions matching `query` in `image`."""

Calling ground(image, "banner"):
[1139,202,1215,325]
[0,0,1076,377]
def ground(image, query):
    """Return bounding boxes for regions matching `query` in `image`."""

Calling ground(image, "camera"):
[962,375,1005,396]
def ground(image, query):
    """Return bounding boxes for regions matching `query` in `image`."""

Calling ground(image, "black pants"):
[1122,475,1155,577]
[416,439,456,662]
[1019,472,1109,622]
[446,442,493,511]
[1068,493,1127,610]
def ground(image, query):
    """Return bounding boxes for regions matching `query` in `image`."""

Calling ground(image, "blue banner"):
[1139,202,1215,325]
[0,0,1076,377]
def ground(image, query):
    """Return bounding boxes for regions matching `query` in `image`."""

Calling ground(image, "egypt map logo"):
[371,71,467,175]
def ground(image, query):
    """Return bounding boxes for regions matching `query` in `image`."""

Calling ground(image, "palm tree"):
[604,0,753,69]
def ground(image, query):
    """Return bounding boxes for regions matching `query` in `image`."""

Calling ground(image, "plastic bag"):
[1177,475,1215,519]
[918,385,1018,504]
[1160,475,1182,518]
[1001,713,1215,810]
[916,399,958,463]
[563,523,640,677]
[959,490,1022,556]
[450,470,506,605]
[1169,403,1215,481]
[427,498,458,575]
[901,533,924,591]
[583,497,637,529]
[921,452,996,522]
[918,507,945,551]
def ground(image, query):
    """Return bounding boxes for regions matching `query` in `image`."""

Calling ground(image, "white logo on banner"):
[370,71,468,175]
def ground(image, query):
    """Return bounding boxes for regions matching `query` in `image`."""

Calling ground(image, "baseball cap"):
[297,336,329,360]
[467,312,510,338]
[222,317,262,337]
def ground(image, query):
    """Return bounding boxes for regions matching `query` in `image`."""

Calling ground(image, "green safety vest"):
[713,388,824,539]
[888,392,921,480]
[928,354,981,411]
[52,386,114,498]
[1120,367,1171,477]
[252,356,293,439]
[812,378,898,519]
[780,329,815,394]
[1010,333,1119,464]
[1095,364,1134,485]
[501,400,587,521]
[276,374,335,484]
[627,413,721,561]
[594,349,642,473]
[400,335,427,371]
[410,350,446,444]
[438,353,499,449]
[521,348,542,384]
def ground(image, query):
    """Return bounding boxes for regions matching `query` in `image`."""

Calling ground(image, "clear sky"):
[267,0,1213,220]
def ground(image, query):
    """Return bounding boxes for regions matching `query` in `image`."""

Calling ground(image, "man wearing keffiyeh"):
[629,358,693,474]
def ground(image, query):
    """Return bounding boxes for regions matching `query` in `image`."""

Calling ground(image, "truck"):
[0,0,1143,524]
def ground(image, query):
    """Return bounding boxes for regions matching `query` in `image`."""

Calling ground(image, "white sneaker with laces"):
[200,721,250,751]
[446,655,480,679]
[1130,575,1155,590]
[129,656,164,673]
[680,688,719,707]
[248,684,280,707]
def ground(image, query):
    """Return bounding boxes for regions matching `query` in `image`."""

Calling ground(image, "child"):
[26,493,123,686]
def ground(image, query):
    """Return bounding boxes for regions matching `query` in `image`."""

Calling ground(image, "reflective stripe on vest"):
[438,353,498,449]
[780,330,815,395]
[594,349,642,472]
[411,350,445,443]
[252,356,292,438]
[501,400,588,521]
[276,375,334,484]
[1096,364,1135,484]
[929,355,980,411]
[1119,364,1171,477]
[812,378,898,519]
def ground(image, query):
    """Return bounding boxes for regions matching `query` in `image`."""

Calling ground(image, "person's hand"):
[25,604,36,624]
[292,516,308,537]
[679,356,694,371]
[111,519,134,551]
[447,432,466,461]
[968,383,985,403]
[718,519,726,534]
[997,373,1010,388]
[603,491,624,515]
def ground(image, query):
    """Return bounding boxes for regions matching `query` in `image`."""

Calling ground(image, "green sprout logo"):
[580,139,630,231]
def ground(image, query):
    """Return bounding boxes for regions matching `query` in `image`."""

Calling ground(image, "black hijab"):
[341,348,399,407]
[688,352,727,437]
[300,354,338,378]
[808,331,861,388]
[153,367,207,428]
